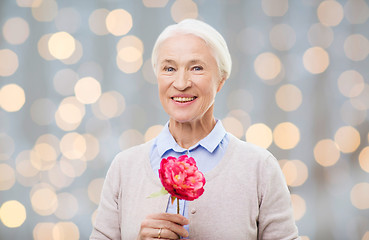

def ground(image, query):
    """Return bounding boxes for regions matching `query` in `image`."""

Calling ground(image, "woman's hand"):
[137,213,189,239]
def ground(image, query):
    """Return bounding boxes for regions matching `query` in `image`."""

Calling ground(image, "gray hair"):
[151,19,232,80]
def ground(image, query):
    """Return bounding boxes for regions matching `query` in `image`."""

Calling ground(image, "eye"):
[164,66,175,72]
[192,66,203,71]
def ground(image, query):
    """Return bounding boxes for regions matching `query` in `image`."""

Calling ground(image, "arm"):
[90,158,122,240]
[257,155,300,240]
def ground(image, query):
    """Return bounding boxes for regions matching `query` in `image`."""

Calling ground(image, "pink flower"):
[159,155,206,201]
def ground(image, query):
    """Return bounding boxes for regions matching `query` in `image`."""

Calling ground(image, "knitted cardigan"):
[90,134,300,240]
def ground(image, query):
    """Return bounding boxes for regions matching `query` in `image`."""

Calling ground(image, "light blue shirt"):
[150,120,229,236]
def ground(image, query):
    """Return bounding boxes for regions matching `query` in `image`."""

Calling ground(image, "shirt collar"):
[156,120,227,157]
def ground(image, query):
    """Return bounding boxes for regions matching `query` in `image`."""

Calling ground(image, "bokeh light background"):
[0,0,369,239]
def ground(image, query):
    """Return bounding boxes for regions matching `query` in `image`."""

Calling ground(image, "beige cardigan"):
[90,134,300,240]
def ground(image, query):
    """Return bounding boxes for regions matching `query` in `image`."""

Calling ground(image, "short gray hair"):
[151,19,232,80]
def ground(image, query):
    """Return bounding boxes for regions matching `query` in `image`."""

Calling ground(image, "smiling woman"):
[90,19,300,240]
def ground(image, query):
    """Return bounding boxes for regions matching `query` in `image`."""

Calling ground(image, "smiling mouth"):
[172,97,197,103]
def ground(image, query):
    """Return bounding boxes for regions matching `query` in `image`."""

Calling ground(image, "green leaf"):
[147,187,168,198]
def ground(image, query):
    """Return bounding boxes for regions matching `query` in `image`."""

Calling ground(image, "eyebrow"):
[160,59,206,65]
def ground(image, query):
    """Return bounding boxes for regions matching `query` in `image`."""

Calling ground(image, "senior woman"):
[90,19,300,240]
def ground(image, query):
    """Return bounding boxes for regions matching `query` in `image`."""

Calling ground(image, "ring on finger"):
[158,228,162,239]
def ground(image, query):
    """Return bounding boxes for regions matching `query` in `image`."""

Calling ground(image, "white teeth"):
[172,97,195,102]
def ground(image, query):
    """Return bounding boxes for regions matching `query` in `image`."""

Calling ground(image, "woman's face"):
[156,34,225,124]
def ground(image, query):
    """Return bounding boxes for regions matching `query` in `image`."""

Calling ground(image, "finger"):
[140,217,189,238]
[147,213,189,226]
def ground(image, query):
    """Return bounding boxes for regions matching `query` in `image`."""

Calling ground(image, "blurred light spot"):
[16,150,39,178]
[359,147,369,173]
[275,84,302,112]
[254,52,282,80]
[52,222,79,240]
[303,47,329,74]
[89,8,110,36]
[338,70,365,98]
[116,54,143,73]
[307,23,334,48]
[317,1,344,27]
[344,0,369,24]
[145,125,164,142]
[280,160,308,187]
[55,8,81,33]
[222,117,244,139]
[61,39,83,65]
[245,123,273,149]
[33,222,54,240]
[82,134,100,161]
[31,143,58,171]
[273,122,300,150]
[77,61,104,81]
[118,46,141,63]
[351,182,369,209]
[16,0,42,7]
[60,132,86,160]
[106,9,133,36]
[119,129,144,150]
[0,200,26,228]
[32,0,58,22]
[269,24,296,51]
[58,104,82,124]
[143,0,168,7]
[314,139,340,167]
[0,164,15,190]
[344,34,369,61]
[227,109,251,131]
[30,184,58,216]
[142,59,157,84]
[88,178,105,205]
[350,84,369,110]
[262,0,288,16]
[334,126,360,153]
[0,49,19,77]
[55,193,78,220]
[237,27,265,55]
[92,91,125,119]
[2,17,30,45]
[0,133,15,160]
[171,0,198,23]
[91,209,98,227]
[340,100,367,126]
[48,32,76,60]
[0,84,25,112]
[291,194,306,221]
[74,77,101,104]
[117,35,144,56]
[48,164,73,189]
[59,157,86,178]
[55,96,85,131]
[38,34,55,60]
[31,98,56,126]
[227,89,254,112]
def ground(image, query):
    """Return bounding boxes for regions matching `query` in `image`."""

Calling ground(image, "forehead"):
[157,34,215,61]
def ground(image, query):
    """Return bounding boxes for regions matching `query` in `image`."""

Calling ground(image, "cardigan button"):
[190,209,196,214]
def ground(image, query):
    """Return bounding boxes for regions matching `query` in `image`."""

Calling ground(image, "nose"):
[172,70,191,90]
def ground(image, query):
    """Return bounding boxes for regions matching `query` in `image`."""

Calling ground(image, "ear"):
[216,76,226,93]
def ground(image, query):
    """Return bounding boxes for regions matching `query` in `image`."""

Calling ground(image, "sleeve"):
[257,155,300,240]
[90,157,122,240]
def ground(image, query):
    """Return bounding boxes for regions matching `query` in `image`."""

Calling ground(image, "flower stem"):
[177,197,180,214]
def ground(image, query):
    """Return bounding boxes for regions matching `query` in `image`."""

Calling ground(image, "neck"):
[169,113,216,149]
